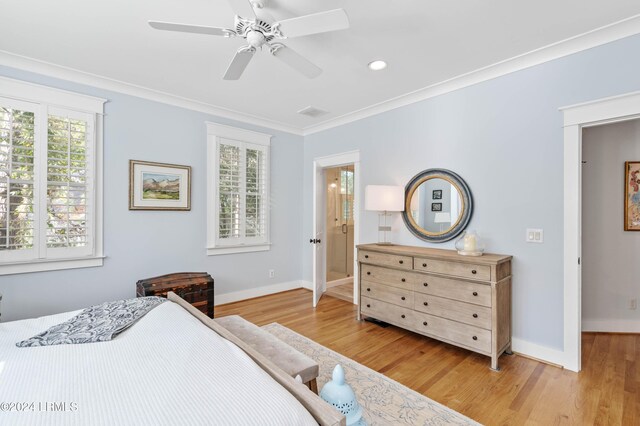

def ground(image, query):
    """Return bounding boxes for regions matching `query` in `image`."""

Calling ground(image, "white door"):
[312,162,326,307]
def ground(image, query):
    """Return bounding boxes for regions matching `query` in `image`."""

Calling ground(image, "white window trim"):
[206,122,271,256]
[0,77,105,275]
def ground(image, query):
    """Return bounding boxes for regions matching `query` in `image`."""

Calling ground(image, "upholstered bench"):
[215,315,319,393]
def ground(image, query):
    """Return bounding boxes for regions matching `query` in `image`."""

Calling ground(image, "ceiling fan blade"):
[227,0,256,19]
[223,48,255,80]
[274,9,349,38]
[148,21,230,36]
[272,45,322,79]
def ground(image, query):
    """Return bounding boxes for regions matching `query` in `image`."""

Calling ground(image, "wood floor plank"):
[215,289,639,425]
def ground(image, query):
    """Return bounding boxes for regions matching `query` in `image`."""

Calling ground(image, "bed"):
[0,293,344,426]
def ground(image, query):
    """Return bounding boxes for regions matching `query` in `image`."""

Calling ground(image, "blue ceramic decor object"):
[320,364,367,426]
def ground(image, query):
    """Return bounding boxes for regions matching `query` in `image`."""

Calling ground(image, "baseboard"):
[215,280,305,306]
[582,319,640,333]
[326,277,353,288]
[511,337,566,368]
[300,280,313,290]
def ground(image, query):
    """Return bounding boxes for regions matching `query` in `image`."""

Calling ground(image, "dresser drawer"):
[414,275,491,307]
[360,264,417,291]
[414,258,491,281]
[414,293,492,329]
[362,281,413,308]
[359,250,412,270]
[414,311,491,353]
[361,296,415,328]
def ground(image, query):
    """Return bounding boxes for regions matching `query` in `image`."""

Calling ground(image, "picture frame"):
[129,160,191,211]
[432,189,443,200]
[431,203,442,212]
[625,161,640,231]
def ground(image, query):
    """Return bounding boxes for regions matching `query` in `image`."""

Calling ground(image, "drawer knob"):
[365,255,369,259]
[423,321,428,326]
[423,282,428,287]
[399,260,404,264]
[473,291,478,296]
[423,301,428,306]
[472,336,478,341]
[367,288,371,292]
[401,314,406,319]
[401,296,406,301]
[422,263,427,267]
[471,269,477,275]
[401,278,406,282]
[367,271,371,275]
[366,304,370,308]
[473,313,478,318]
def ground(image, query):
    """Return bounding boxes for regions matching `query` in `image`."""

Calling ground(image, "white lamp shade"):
[365,185,404,212]
[434,212,451,223]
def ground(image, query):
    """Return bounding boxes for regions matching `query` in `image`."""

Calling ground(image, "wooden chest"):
[357,244,512,370]
[136,272,215,318]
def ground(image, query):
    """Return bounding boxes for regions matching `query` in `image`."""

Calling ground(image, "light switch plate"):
[526,228,544,243]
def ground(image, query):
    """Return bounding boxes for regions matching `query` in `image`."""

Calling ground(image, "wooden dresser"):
[357,244,512,370]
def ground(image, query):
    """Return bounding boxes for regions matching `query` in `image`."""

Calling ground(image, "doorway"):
[324,165,355,303]
[311,151,360,308]
[562,91,640,372]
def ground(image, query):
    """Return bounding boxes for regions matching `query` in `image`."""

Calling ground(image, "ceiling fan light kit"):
[149,0,350,80]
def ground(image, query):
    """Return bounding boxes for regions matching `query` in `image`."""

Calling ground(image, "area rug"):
[262,323,480,426]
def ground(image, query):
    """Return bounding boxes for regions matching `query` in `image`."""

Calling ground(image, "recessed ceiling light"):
[368,60,387,71]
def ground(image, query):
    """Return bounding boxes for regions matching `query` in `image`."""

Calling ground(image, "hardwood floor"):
[216,289,639,425]
[325,282,353,303]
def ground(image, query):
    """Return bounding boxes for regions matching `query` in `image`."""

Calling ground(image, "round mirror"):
[402,169,473,242]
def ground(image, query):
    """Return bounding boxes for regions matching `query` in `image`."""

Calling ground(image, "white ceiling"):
[2,0,640,132]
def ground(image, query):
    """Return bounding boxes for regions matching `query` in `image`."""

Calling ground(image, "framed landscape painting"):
[625,161,640,231]
[129,160,191,210]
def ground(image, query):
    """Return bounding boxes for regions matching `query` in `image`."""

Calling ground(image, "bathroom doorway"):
[324,164,355,303]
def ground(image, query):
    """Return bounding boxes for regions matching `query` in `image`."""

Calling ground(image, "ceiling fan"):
[148,0,349,80]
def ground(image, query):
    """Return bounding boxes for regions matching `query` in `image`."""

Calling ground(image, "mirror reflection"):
[408,178,463,234]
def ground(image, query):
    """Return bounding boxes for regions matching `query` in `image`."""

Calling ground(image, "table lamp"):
[365,185,404,245]
[434,212,451,232]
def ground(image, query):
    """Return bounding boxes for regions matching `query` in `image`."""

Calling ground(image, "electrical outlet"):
[630,298,637,310]
[268,269,275,279]
[526,228,544,243]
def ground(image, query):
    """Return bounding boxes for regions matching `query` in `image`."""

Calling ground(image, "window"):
[0,77,104,274]
[206,123,271,255]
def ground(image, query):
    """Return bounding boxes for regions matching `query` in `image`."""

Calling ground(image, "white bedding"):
[0,301,317,426]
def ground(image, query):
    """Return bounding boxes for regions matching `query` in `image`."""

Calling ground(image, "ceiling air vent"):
[297,106,329,118]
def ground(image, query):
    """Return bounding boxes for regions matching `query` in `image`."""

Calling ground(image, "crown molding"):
[0,50,304,136]
[2,12,640,138]
[302,13,640,136]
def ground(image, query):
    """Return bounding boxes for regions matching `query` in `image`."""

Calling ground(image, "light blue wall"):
[302,34,640,351]
[0,65,304,322]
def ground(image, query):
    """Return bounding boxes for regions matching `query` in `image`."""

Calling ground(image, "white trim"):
[0,256,104,275]
[562,90,640,373]
[582,320,640,333]
[214,280,305,305]
[326,277,353,288]
[0,75,106,112]
[312,151,361,308]
[205,122,272,146]
[207,244,270,256]
[511,337,566,367]
[0,50,303,135]
[302,14,640,135]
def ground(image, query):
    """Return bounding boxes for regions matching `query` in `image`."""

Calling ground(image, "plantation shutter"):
[0,99,38,261]
[216,138,268,246]
[46,108,93,257]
